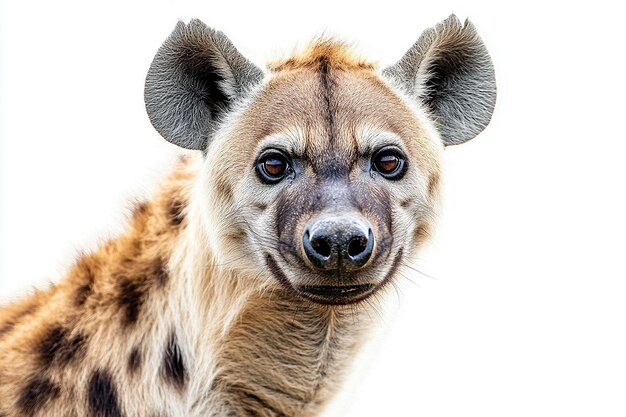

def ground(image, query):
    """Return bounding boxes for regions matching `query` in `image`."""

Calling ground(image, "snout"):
[303,215,374,273]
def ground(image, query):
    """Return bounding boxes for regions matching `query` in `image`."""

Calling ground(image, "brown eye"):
[256,150,292,184]
[372,147,407,180]
[376,154,399,173]
[264,158,286,176]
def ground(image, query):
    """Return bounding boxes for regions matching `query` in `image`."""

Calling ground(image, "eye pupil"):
[264,158,286,176]
[376,155,399,173]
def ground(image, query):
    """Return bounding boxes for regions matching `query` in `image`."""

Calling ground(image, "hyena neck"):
[177,185,374,415]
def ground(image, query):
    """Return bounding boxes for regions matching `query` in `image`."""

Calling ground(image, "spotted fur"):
[0,15,495,417]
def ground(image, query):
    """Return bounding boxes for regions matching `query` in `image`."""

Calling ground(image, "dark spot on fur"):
[38,325,87,368]
[74,255,97,306]
[133,201,149,217]
[162,331,186,390]
[18,377,60,414]
[117,277,146,327]
[167,199,185,226]
[128,347,142,375]
[154,259,169,287]
[75,283,93,306]
[0,322,16,340]
[0,303,38,341]
[88,369,122,417]
[401,199,412,208]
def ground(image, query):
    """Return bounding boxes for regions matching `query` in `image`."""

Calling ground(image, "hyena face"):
[145,17,496,304]
[205,62,444,305]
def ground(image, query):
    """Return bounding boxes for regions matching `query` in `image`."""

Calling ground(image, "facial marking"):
[211,45,442,305]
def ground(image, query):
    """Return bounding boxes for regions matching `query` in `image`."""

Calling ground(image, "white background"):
[1,1,625,416]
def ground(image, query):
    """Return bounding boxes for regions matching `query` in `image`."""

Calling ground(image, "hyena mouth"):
[295,284,375,305]
[264,249,404,305]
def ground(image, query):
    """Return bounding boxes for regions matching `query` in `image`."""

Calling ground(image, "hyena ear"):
[383,15,496,146]
[145,19,263,150]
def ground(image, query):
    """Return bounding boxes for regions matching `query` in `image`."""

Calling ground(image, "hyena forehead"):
[231,61,441,165]
[253,127,407,158]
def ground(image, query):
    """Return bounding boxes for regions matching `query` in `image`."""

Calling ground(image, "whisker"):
[401,262,436,280]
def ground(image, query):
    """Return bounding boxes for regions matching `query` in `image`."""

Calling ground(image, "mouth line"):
[297,284,375,297]
[264,249,404,306]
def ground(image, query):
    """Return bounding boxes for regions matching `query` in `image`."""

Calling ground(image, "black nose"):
[303,215,374,272]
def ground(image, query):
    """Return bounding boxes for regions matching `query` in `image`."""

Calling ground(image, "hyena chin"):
[0,15,495,417]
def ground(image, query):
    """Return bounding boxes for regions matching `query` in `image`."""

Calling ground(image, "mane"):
[268,38,376,71]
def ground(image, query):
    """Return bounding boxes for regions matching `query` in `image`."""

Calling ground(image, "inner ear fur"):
[383,15,496,146]
[145,19,263,150]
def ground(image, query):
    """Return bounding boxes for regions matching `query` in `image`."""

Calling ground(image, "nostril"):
[311,236,331,258]
[347,236,367,258]
[346,228,374,269]
[303,218,373,271]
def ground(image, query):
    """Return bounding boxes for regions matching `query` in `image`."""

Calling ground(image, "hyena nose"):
[303,215,374,272]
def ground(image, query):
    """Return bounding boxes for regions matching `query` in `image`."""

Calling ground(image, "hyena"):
[0,15,496,417]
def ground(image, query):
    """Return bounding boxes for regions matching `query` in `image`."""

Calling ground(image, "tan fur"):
[0,41,444,417]
[268,38,375,72]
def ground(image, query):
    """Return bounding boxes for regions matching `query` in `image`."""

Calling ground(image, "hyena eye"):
[256,150,291,184]
[372,147,407,180]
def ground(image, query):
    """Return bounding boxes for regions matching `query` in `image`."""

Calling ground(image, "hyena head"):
[145,16,496,305]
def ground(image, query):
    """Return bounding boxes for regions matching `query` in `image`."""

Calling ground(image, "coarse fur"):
[0,15,496,417]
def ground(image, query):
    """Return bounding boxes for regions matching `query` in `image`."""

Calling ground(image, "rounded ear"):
[145,19,264,150]
[383,15,496,146]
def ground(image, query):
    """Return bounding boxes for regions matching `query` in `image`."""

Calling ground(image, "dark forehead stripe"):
[161,331,186,390]
[38,325,87,368]
[88,369,123,417]
[18,377,60,414]
[312,59,357,178]
[319,57,335,144]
